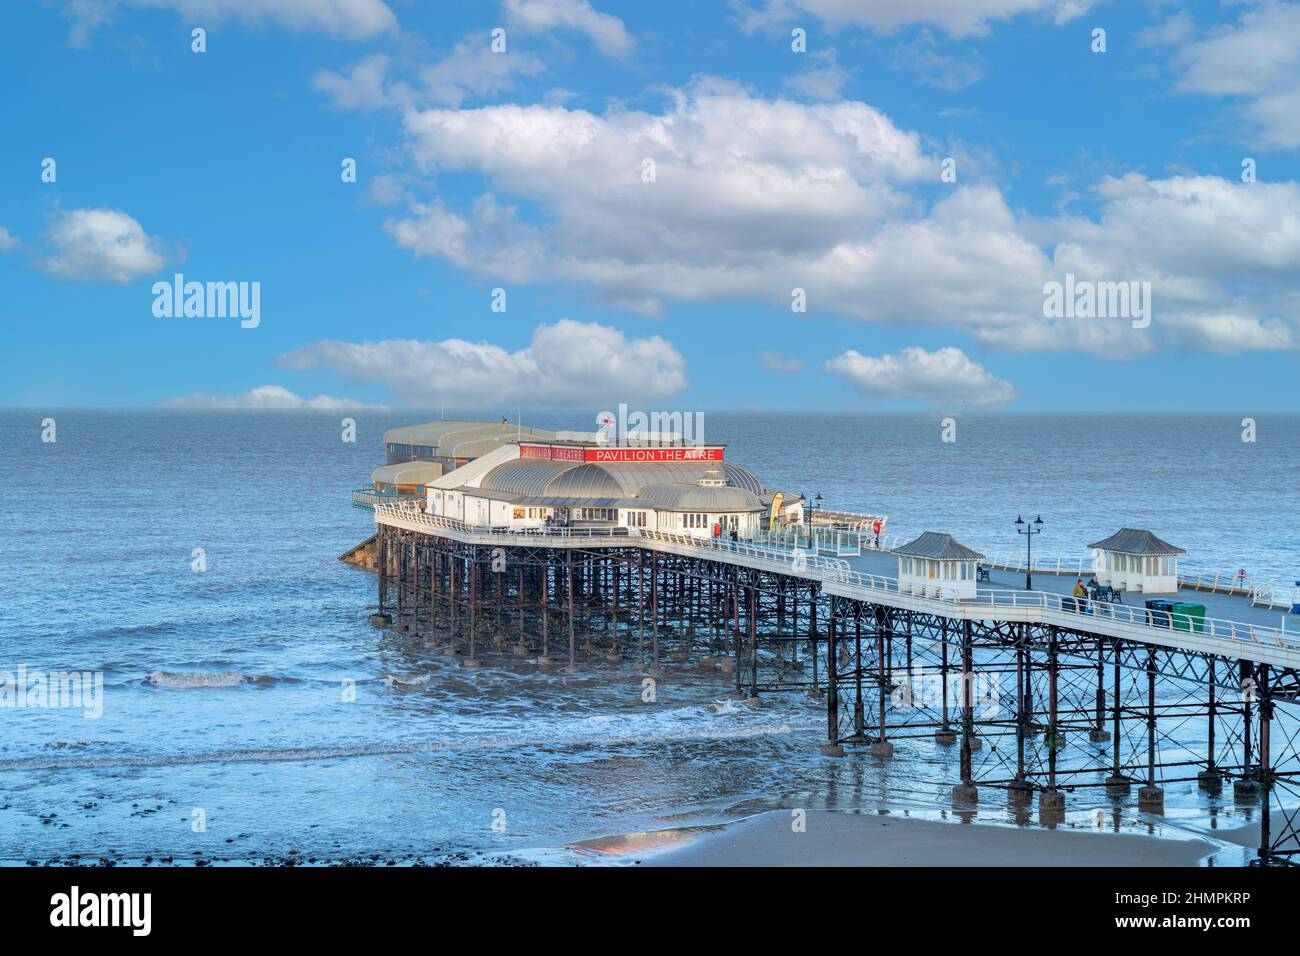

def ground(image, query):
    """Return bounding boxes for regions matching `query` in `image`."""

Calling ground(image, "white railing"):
[375,506,639,539]
[981,554,1288,605]
[751,526,903,555]
[980,552,1095,576]
[351,488,424,509]
[1250,580,1288,610]
[1178,565,1284,606]
[810,510,887,530]
[373,507,1297,660]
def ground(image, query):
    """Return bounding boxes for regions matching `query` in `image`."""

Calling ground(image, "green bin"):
[1171,602,1206,633]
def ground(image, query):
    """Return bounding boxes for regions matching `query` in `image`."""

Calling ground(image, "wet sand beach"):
[643,810,1218,867]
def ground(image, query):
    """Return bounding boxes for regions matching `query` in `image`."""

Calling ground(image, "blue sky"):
[2,0,1298,412]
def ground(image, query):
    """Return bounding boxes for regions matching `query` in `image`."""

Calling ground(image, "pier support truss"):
[373,524,1300,864]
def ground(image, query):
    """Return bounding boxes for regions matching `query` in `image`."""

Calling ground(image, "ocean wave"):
[145,671,274,688]
[0,719,816,773]
[706,698,753,715]
[381,673,434,687]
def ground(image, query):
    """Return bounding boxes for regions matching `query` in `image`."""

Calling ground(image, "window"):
[575,507,615,521]
[626,510,647,527]
[680,513,707,529]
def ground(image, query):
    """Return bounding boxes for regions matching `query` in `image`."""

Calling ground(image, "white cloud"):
[385,78,1300,358]
[1041,174,1300,354]
[314,41,546,112]
[160,385,388,411]
[1162,311,1296,355]
[784,48,851,100]
[312,2,629,112]
[504,0,634,58]
[761,351,805,372]
[419,38,547,108]
[276,319,688,406]
[40,208,168,283]
[385,195,549,280]
[63,0,397,45]
[1138,11,1195,48]
[394,79,932,309]
[1172,3,1300,148]
[0,227,20,252]
[891,32,983,90]
[311,54,396,110]
[735,0,1090,38]
[826,346,1016,407]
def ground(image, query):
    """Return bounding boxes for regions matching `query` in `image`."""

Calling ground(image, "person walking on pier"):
[872,519,882,549]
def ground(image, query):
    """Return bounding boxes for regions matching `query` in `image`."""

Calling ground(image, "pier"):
[369,503,1300,865]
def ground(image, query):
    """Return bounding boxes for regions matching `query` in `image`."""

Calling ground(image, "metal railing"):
[821,567,1298,655]
[373,507,1297,659]
[1178,565,1284,607]
[374,506,636,539]
[980,554,1286,608]
[810,509,888,530]
[352,487,425,510]
[750,526,902,555]
[980,552,1095,575]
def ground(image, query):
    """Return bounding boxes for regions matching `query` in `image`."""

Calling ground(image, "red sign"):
[520,443,724,463]
[519,443,585,461]
[586,446,724,463]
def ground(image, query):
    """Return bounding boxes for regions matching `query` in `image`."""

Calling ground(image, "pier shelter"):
[895,532,985,599]
[1088,528,1185,594]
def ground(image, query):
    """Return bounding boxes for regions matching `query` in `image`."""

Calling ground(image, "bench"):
[1089,585,1122,603]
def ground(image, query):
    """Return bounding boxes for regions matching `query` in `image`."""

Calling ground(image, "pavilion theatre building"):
[424,438,798,538]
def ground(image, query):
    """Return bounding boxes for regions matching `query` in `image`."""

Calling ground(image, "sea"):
[0,410,1296,865]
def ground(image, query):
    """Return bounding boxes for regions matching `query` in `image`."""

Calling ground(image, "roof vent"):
[697,466,726,487]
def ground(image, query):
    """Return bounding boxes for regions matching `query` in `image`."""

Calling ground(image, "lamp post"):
[805,492,822,547]
[1016,514,1044,590]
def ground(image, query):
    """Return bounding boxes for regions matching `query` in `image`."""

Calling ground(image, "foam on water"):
[146,671,249,688]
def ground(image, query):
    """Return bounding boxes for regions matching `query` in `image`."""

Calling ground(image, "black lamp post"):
[1016,514,1044,590]
[805,492,822,547]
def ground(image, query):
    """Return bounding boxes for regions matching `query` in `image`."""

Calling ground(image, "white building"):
[895,532,985,599]
[424,439,781,539]
[1089,528,1185,594]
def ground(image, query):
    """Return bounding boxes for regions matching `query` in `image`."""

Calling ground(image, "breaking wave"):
[0,712,817,773]
[145,671,276,688]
